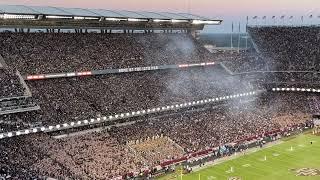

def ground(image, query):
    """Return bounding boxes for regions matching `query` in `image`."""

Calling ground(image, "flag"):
[238,22,241,32]
[253,16,258,19]
[280,15,285,19]
[262,16,266,19]
[309,14,313,18]
[289,16,293,19]
[272,16,276,19]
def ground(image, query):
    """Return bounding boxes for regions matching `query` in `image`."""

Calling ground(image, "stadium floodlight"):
[301,88,306,91]
[157,108,161,111]
[74,16,85,20]
[171,19,189,23]
[152,108,156,112]
[128,18,148,22]
[97,118,101,121]
[84,120,89,124]
[153,19,171,22]
[192,20,221,25]
[184,103,187,106]
[132,112,136,115]
[162,107,166,110]
[200,100,204,103]
[120,113,125,117]
[56,125,61,129]
[317,89,320,93]
[286,88,290,91]
[176,104,179,108]
[77,121,82,125]
[307,89,311,92]
[281,88,286,91]
[291,88,296,91]
[2,14,35,19]
[41,127,46,131]
[115,114,119,118]
[70,122,75,126]
[32,128,38,133]
[90,119,95,123]
[170,105,174,109]
[49,126,53,130]
[105,17,126,21]
[109,116,113,119]
[0,134,3,139]
[272,88,275,91]
[63,123,68,127]
[204,100,208,103]
[25,130,30,134]
[102,117,107,120]
[142,110,146,114]
[46,15,73,19]
[16,131,21,136]
[7,132,13,137]
[74,16,99,20]
[126,113,130,116]
[147,109,151,112]
[137,111,141,114]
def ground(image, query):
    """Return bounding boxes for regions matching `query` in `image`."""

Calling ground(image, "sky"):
[0,0,319,33]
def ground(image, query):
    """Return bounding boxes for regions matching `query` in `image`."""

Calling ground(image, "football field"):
[158,132,320,180]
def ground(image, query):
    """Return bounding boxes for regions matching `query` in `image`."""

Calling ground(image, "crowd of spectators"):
[0,65,257,130]
[220,51,268,73]
[110,92,313,152]
[0,33,214,75]
[0,68,25,99]
[0,92,315,179]
[248,26,320,71]
[129,136,184,167]
[0,28,319,179]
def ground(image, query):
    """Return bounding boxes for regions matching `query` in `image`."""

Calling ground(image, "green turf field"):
[158,132,320,180]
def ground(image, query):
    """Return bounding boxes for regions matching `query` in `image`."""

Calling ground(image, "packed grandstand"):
[0,4,320,180]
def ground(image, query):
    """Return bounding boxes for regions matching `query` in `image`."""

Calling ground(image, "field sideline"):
[158,132,320,180]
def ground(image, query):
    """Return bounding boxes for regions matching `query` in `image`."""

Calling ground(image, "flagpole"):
[198,173,201,180]
[246,16,248,51]
[231,22,234,49]
[238,22,241,53]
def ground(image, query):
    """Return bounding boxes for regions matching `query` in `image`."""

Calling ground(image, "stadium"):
[0,3,319,180]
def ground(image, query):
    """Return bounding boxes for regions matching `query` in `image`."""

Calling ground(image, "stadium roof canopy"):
[0,4,221,24]
[0,4,222,30]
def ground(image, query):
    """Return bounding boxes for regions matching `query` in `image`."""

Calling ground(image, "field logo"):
[290,168,320,176]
